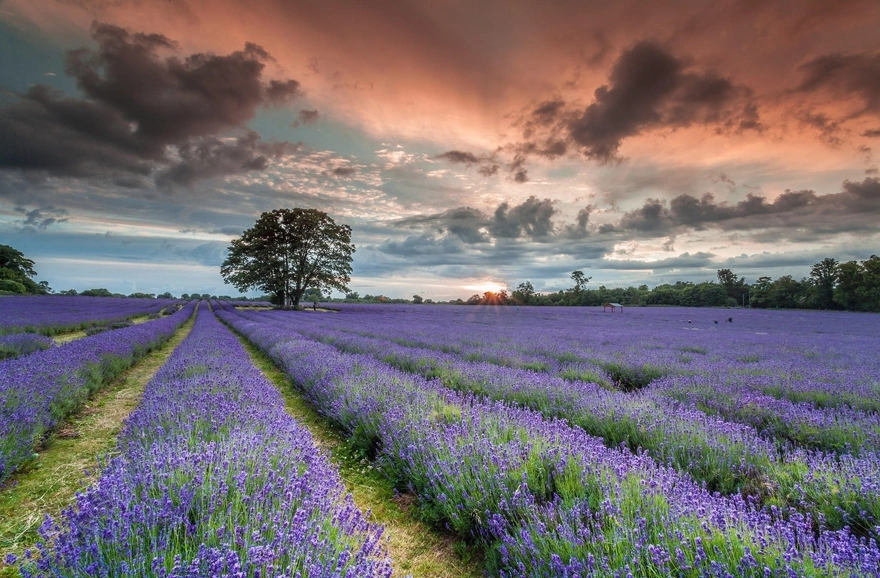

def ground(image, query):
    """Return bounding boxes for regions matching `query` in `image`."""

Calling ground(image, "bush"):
[0,279,28,294]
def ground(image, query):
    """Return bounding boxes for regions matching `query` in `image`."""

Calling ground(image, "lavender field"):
[4,298,880,577]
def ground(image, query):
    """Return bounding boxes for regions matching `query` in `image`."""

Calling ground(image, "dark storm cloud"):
[0,23,300,185]
[395,206,489,244]
[490,196,555,238]
[395,197,559,242]
[156,132,300,189]
[435,150,501,179]
[510,42,760,166]
[0,85,156,177]
[436,150,481,164]
[613,177,880,236]
[14,205,70,231]
[392,196,611,247]
[292,108,319,128]
[561,205,594,239]
[796,51,880,117]
[795,110,843,146]
[600,251,716,271]
[332,166,357,178]
[570,42,758,162]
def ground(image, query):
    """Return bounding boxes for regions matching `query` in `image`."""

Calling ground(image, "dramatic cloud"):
[156,132,300,189]
[614,177,880,236]
[513,42,760,165]
[435,150,500,179]
[796,110,843,146]
[292,108,319,127]
[490,196,555,238]
[796,51,880,118]
[332,167,357,178]
[0,23,300,186]
[600,251,716,271]
[14,205,70,230]
[436,150,481,164]
[394,196,592,244]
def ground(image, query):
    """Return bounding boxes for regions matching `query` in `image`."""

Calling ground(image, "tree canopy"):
[220,208,355,309]
[0,244,51,295]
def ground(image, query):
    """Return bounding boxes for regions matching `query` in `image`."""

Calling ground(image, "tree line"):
[451,256,880,312]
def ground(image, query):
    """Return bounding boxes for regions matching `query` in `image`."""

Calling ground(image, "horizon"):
[1,1,879,300]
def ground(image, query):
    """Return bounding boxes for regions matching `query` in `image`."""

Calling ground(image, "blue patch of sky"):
[250,107,383,162]
[0,20,78,95]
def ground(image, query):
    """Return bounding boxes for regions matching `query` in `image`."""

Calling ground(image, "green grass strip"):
[0,315,196,577]
[236,334,485,578]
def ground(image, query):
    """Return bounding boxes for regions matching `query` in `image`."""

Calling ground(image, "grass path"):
[0,315,196,576]
[238,336,484,578]
[52,314,155,345]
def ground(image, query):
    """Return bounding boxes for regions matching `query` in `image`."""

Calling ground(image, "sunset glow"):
[462,281,508,295]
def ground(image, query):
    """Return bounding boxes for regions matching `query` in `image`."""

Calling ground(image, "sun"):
[462,280,508,294]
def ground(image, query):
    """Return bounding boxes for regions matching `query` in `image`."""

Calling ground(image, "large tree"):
[221,208,354,309]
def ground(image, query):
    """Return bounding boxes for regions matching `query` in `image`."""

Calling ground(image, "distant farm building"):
[603,302,624,312]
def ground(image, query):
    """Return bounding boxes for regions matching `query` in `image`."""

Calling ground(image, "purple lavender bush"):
[0,301,196,483]
[233,306,880,540]
[0,333,54,360]
[20,305,391,578]
[0,296,179,335]
[216,306,880,577]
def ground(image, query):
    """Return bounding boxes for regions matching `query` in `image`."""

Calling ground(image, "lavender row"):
[0,301,197,483]
[648,373,880,454]
[274,306,880,453]
[0,295,180,335]
[215,306,880,577]
[294,304,880,413]
[19,305,390,577]
[0,333,54,361]
[237,308,880,538]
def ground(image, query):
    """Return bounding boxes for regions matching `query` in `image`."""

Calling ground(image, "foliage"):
[0,245,51,295]
[221,208,354,309]
[452,256,880,312]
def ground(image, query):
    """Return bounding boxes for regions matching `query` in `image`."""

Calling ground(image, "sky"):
[1,0,879,300]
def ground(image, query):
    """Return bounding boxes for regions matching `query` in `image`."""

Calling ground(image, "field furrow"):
[215,303,880,577]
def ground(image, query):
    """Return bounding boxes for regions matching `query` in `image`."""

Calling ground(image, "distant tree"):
[345,291,360,300]
[750,276,773,308]
[466,293,481,305]
[717,268,747,305]
[834,260,863,310]
[570,270,591,293]
[221,208,354,309]
[512,281,535,304]
[769,276,808,309]
[59,289,78,296]
[128,292,155,299]
[157,292,174,299]
[81,288,113,297]
[0,244,50,294]
[809,258,839,309]
[412,294,424,304]
[861,255,880,312]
